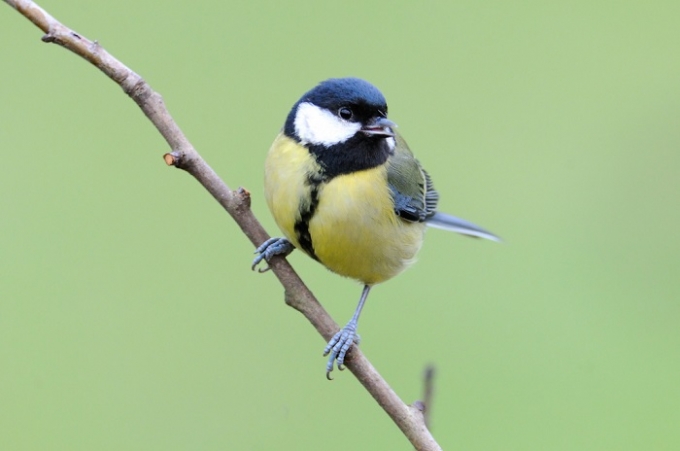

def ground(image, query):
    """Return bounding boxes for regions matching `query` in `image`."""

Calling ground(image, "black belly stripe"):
[294,173,325,260]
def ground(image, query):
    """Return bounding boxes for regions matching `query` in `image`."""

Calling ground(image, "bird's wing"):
[386,132,439,222]
[386,133,501,242]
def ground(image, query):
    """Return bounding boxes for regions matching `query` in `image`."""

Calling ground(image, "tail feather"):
[426,212,501,242]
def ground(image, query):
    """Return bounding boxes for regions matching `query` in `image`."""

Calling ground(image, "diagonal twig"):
[4,1,441,450]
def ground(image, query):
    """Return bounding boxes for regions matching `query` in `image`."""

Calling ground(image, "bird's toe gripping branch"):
[252,237,295,272]
[323,322,360,380]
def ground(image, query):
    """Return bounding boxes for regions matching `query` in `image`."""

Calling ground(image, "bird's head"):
[284,77,397,149]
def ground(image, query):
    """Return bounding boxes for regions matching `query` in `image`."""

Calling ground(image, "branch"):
[5,1,441,449]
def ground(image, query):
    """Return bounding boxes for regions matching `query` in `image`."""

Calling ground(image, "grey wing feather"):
[426,212,501,242]
[423,169,439,217]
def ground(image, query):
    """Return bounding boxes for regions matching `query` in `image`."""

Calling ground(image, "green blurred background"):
[2,1,679,449]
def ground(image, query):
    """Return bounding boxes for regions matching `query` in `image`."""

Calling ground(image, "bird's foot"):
[251,237,294,272]
[323,323,361,380]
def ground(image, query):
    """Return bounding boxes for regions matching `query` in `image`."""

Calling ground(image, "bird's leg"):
[251,237,295,272]
[323,285,372,380]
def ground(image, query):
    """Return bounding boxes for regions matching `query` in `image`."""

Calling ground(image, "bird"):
[252,77,499,379]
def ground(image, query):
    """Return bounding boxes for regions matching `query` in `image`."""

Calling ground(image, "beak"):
[361,117,397,137]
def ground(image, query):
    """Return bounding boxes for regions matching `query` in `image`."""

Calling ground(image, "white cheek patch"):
[294,102,361,146]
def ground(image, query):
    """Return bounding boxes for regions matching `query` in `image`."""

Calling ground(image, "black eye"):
[338,107,353,120]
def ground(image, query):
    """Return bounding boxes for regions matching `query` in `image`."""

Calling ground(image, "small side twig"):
[422,365,436,429]
[5,1,441,450]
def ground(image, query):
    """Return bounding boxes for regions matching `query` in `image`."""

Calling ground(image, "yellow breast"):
[264,133,425,285]
[309,168,425,284]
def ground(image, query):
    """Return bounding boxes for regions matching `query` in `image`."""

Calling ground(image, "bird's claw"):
[323,324,360,380]
[251,237,294,271]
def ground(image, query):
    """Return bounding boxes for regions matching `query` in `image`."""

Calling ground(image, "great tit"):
[253,77,499,379]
